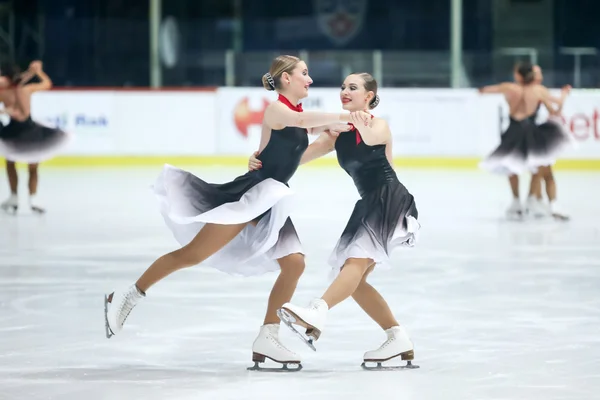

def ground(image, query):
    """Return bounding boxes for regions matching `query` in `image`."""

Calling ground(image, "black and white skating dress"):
[479,103,574,175]
[153,94,308,276]
[0,116,71,163]
[327,123,420,277]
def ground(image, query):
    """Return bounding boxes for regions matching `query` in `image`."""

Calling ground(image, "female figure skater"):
[478,62,573,220]
[527,65,571,220]
[103,55,370,372]
[248,72,420,370]
[0,60,66,214]
[502,64,571,219]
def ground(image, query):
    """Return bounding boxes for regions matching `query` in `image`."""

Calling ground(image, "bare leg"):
[6,160,17,194]
[508,174,519,198]
[539,166,557,201]
[262,253,305,325]
[352,265,399,330]
[135,222,248,292]
[528,172,542,200]
[28,163,39,195]
[538,165,568,219]
[250,253,305,366]
[321,258,373,309]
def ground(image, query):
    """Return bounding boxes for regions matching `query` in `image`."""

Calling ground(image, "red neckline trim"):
[278,94,303,112]
[349,114,374,145]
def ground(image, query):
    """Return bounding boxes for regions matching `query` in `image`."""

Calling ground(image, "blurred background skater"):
[478,62,574,220]
[526,65,572,220]
[0,60,69,215]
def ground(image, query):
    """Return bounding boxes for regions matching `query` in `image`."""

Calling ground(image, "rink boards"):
[12,87,600,169]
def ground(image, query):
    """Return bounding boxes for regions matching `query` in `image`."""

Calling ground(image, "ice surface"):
[0,166,599,400]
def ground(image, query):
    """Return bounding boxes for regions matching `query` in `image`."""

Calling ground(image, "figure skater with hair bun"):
[103,55,371,372]
[478,61,573,220]
[248,72,420,370]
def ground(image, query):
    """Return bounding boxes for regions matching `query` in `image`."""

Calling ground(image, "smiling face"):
[340,73,377,111]
[262,56,313,100]
[282,61,313,99]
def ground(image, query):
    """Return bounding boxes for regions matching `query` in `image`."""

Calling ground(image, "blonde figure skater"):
[103,55,370,372]
[249,72,420,370]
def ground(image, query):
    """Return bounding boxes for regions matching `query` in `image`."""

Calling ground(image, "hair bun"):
[262,72,275,91]
[369,94,380,109]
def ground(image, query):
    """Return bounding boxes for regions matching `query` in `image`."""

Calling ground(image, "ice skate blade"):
[31,206,46,214]
[279,307,322,341]
[1,205,17,215]
[552,213,569,222]
[277,308,316,351]
[506,213,523,221]
[247,358,303,372]
[361,360,420,371]
[248,352,302,372]
[104,294,114,339]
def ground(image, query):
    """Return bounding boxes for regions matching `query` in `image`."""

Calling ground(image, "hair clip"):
[265,72,275,90]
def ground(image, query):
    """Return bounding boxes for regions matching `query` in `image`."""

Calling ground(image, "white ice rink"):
[0,165,599,400]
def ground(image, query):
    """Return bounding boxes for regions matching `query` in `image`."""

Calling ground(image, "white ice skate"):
[278,298,328,351]
[104,284,145,338]
[247,324,302,372]
[29,195,45,214]
[1,194,18,215]
[361,326,419,371]
[549,201,569,221]
[525,196,548,219]
[506,198,523,220]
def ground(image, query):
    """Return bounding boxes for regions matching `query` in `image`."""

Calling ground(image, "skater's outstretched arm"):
[478,82,513,94]
[20,61,53,92]
[307,124,332,135]
[539,85,571,114]
[535,86,562,115]
[264,101,363,130]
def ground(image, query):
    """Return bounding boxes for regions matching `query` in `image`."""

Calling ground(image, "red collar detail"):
[278,94,303,112]
[348,114,374,144]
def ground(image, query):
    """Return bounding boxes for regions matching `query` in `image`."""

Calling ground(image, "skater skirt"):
[153,164,304,276]
[328,181,420,278]
[479,116,575,175]
[0,117,72,163]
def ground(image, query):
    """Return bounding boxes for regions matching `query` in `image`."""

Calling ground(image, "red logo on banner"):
[233,97,270,137]
[557,109,600,141]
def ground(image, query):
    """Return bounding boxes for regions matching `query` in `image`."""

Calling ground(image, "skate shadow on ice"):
[12,362,371,382]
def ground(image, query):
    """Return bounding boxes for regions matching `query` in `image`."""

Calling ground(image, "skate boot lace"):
[271,335,294,353]
[378,336,396,350]
[266,326,295,354]
[117,292,137,327]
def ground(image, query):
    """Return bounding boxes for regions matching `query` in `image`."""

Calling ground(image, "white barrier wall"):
[31,91,217,155]
[30,88,600,160]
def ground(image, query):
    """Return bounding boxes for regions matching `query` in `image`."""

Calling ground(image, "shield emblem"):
[314,0,368,46]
